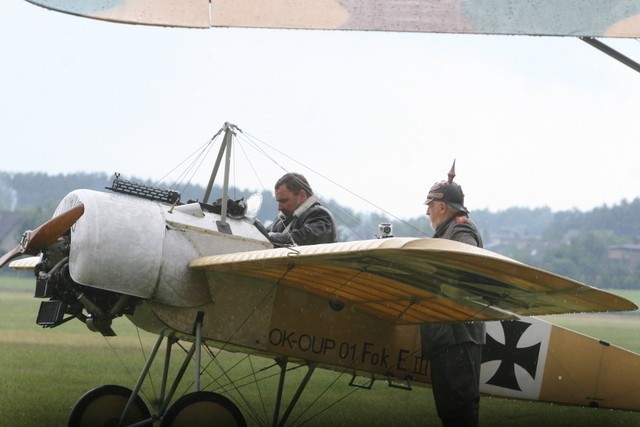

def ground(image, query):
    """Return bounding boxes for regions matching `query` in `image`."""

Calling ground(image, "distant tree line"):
[1,172,639,289]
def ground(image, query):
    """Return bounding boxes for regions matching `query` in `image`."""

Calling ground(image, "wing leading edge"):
[190,237,637,325]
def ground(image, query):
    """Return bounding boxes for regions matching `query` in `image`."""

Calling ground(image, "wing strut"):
[273,358,317,427]
[580,37,640,74]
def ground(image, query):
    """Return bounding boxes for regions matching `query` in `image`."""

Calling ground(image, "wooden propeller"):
[0,203,85,268]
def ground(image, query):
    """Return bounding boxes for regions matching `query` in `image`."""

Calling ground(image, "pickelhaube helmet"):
[424,160,468,213]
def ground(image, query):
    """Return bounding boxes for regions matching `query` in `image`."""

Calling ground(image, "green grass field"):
[1,276,639,426]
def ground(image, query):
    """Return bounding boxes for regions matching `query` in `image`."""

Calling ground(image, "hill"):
[1,171,639,289]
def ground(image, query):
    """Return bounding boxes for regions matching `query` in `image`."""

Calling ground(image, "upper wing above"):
[190,237,637,325]
[25,0,640,38]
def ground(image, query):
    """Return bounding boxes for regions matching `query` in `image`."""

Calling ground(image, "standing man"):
[266,172,337,246]
[421,161,485,427]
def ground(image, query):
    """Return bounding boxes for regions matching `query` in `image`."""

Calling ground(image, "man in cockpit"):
[266,172,337,246]
[421,162,485,427]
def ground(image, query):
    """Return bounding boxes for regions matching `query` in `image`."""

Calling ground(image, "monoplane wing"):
[24,0,640,38]
[190,237,637,325]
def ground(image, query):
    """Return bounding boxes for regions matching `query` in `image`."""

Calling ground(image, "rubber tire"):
[160,391,246,427]
[67,384,151,427]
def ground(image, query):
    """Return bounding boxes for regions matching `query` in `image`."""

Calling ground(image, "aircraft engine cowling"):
[56,189,172,301]
[54,189,271,308]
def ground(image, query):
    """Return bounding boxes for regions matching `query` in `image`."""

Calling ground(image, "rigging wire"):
[150,128,240,206]
[135,326,158,401]
[234,136,267,192]
[234,138,367,239]
[199,347,264,425]
[240,129,429,236]
[234,131,383,239]
[103,335,140,386]
[246,355,271,424]
[153,127,224,196]
[147,124,428,238]
[102,330,156,407]
[203,354,312,427]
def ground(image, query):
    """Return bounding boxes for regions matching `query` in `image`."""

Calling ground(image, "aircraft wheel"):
[160,391,246,427]
[67,384,151,427]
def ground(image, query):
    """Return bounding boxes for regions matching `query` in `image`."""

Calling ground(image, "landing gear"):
[160,391,246,427]
[66,313,321,426]
[68,387,247,427]
[68,313,249,426]
[67,384,150,427]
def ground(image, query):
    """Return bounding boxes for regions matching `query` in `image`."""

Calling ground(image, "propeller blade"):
[0,246,23,269]
[24,203,85,254]
[0,203,85,269]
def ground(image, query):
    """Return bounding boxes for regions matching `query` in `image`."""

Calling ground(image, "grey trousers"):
[429,341,482,427]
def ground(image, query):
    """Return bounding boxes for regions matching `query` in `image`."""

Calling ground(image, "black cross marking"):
[481,320,541,391]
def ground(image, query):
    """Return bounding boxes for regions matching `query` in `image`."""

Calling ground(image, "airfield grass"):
[1,276,639,426]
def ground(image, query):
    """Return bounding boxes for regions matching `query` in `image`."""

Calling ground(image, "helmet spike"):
[425,159,467,213]
[447,160,456,184]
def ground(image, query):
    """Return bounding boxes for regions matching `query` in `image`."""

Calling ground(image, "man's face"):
[275,185,307,218]
[426,201,448,230]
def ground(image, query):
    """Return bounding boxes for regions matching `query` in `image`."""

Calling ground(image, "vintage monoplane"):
[7,1,640,425]
[2,122,640,426]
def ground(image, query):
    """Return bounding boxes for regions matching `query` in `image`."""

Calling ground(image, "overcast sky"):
[2,0,640,219]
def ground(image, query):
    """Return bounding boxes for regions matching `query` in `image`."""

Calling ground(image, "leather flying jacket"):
[266,195,337,246]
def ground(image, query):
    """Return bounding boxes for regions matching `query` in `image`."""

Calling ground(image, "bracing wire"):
[236,130,370,238]
[102,329,156,407]
[153,127,225,195]
[239,129,429,236]
[239,130,385,209]
[103,335,142,389]
[149,124,428,238]
[234,137,267,191]
[154,137,214,188]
